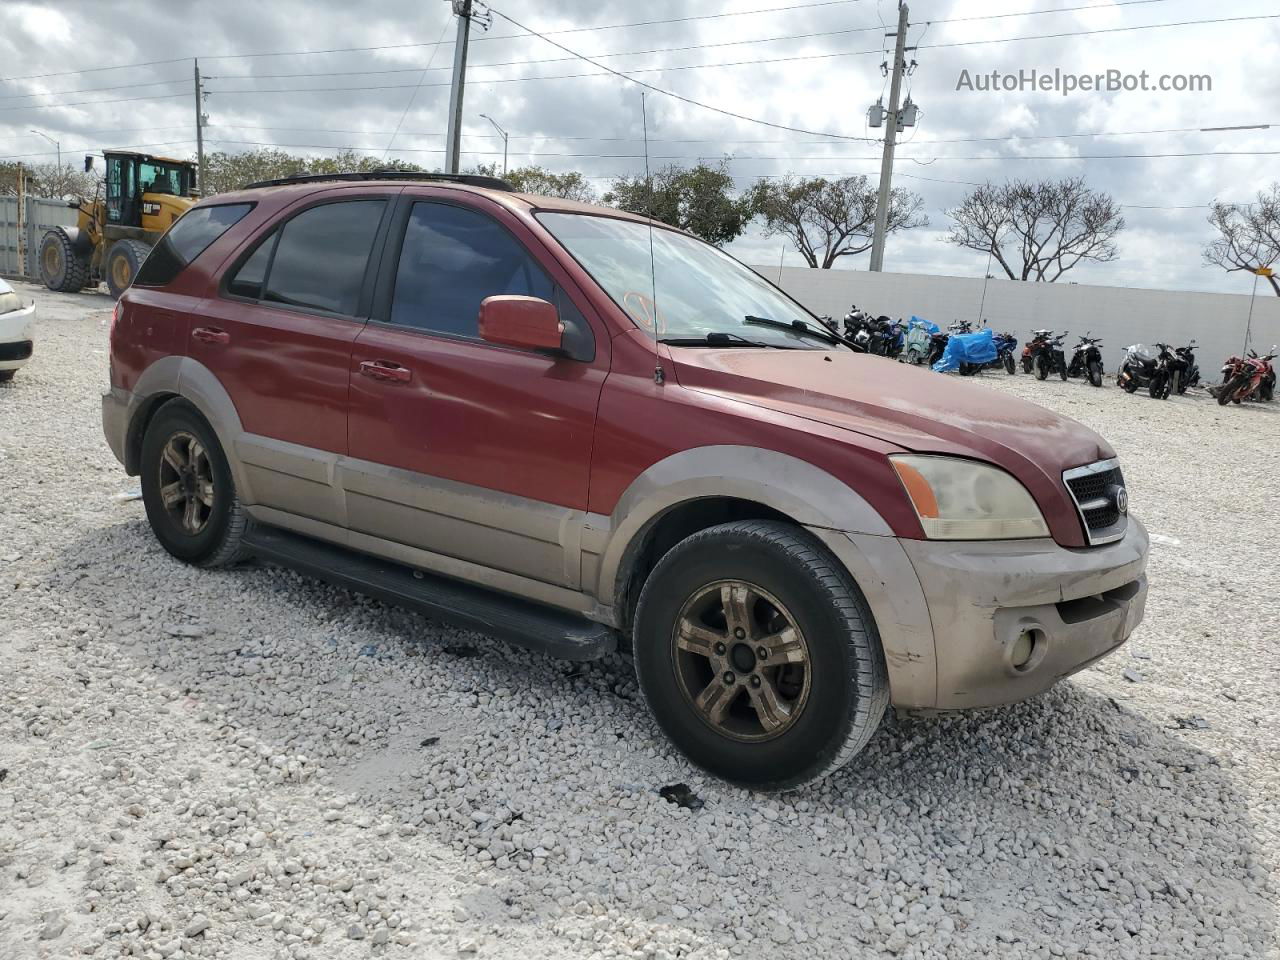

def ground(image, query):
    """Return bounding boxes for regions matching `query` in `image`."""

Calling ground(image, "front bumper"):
[0,303,36,370]
[102,387,130,467]
[900,519,1148,710]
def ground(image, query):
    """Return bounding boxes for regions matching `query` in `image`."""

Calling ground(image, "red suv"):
[103,172,1148,790]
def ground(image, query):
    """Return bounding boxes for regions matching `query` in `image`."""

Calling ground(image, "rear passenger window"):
[226,231,275,300]
[390,202,553,336]
[263,200,385,315]
[134,202,253,287]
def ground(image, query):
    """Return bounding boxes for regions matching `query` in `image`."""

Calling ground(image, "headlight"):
[890,455,1050,540]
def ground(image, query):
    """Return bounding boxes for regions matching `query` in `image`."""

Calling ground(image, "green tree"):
[604,161,752,246]
[200,148,427,195]
[471,163,597,203]
[749,175,926,269]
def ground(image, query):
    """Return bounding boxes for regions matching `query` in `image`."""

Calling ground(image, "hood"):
[671,348,1114,547]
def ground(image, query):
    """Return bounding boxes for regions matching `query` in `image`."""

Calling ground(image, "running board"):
[243,526,617,661]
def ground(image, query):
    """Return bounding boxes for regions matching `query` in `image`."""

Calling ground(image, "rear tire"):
[105,238,152,299]
[633,520,888,791]
[140,399,250,567]
[38,229,90,293]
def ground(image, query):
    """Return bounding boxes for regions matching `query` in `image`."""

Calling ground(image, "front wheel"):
[1149,374,1166,399]
[1216,374,1247,405]
[105,238,153,298]
[1087,359,1103,387]
[1035,355,1049,380]
[633,521,888,791]
[1003,354,1016,374]
[140,399,250,567]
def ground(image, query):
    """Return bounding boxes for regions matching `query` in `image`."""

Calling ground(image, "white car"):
[0,278,36,383]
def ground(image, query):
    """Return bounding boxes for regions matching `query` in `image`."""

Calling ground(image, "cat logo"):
[142,201,162,216]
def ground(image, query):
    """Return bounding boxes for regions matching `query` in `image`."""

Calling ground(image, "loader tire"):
[39,229,91,293]
[105,238,152,299]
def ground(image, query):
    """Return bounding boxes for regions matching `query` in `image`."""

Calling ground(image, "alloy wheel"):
[157,431,215,535]
[671,581,812,742]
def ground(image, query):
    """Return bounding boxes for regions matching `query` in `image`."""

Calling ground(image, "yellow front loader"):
[38,151,198,298]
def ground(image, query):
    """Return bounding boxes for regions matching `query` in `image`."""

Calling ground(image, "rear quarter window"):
[134,202,254,287]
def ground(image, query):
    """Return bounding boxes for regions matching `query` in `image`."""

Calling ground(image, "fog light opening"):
[1011,629,1042,672]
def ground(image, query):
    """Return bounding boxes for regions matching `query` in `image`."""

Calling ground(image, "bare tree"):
[0,161,98,200]
[748,175,926,268]
[1204,184,1280,295]
[947,177,1124,282]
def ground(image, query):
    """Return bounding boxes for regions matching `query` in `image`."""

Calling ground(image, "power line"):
[0,138,196,161]
[202,12,1280,102]
[205,0,1184,82]
[0,78,191,101]
[0,0,863,85]
[197,120,1275,146]
[0,93,189,114]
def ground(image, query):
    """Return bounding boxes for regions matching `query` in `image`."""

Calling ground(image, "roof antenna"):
[642,92,664,386]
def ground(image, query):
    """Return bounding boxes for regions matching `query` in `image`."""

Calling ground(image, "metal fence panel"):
[0,197,81,279]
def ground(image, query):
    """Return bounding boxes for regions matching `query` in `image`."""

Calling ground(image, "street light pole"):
[29,129,60,169]
[479,113,508,176]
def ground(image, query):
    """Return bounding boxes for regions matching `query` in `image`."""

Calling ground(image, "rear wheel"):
[140,400,250,567]
[633,521,888,791]
[1087,359,1103,387]
[1003,354,1016,374]
[105,238,152,298]
[38,229,90,293]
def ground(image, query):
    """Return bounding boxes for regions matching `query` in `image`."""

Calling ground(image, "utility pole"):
[193,59,206,195]
[444,0,473,174]
[869,1,910,273]
[16,163,26,278]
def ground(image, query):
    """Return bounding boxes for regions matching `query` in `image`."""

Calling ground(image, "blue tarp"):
[933,328,997,372]
[911,315,940,334]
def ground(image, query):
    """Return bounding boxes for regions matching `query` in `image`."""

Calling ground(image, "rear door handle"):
[192,326,230,345]
[359,359,412,383]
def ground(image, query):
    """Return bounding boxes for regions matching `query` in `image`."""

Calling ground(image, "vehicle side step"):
[243,526,617,661]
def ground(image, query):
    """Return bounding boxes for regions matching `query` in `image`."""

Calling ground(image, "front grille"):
[1063,459,1127,545]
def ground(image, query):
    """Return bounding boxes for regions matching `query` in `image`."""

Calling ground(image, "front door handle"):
[359,359,413,383]
[192,326,230,345]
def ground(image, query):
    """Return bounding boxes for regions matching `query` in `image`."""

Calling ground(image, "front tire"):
[633,521,888,791]
[140,399,249,567]
[39,229,90,292]
[105,238,153,298]
[1035,355,1049,380]
[1087,360,1103,387]
[1003,354,1016,374]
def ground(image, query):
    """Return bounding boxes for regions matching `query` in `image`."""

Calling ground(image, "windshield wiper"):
[659,332,797,349]
[744,314,857,351]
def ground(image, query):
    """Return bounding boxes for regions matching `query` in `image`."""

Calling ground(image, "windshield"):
[140,159,188,196]
[538,212,830,349]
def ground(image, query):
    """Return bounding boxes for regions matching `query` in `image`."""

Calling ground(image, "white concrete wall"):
[753,265,1280,373]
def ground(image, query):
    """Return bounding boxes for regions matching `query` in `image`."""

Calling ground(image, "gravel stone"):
[1,284,1278,959]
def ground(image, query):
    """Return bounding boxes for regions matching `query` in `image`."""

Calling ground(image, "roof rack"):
[241,170,516,191]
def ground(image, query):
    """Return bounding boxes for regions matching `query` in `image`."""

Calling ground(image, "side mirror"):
[478,295,563,353]
[84,155,95,173]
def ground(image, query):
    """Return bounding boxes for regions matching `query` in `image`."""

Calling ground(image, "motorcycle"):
[1146,343,1178,399]
[1066,334,1105,387]
[1117,343,1163,395]
[927,320,973,368]
[1213,348,1278,405]
[960,331,1019,375]
[1032,332,1068,381]
[1022,329,1053,373]
[1171,340,1200,394]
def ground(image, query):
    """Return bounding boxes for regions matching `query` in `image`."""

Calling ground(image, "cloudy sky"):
[2,0,1277,293]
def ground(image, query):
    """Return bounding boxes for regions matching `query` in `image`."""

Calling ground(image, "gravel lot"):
[2,281,1278,960]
